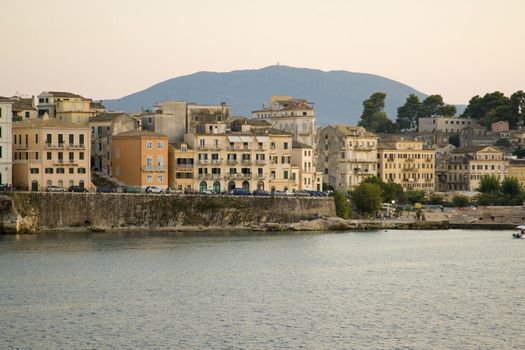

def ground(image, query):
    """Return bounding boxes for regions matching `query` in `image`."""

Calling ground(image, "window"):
[78,168,86,174]
[69,152,74,162]
[146,141,153,149]
[46,134,52,144]
[157,175,163,182]
[47,152,52,160]
[157,141,163,149]
[69,168,74,174]
[69,134,74,145]
[58,134,64,144]
[45,168,54,174]
[284,170,289,179]
[271,142,275,149]
[147,175,153,182]
[146,156,153,170]
[284,142,289,150]
[30,168,39,174]
[199,139,205,148]
[79,152,84,160]
[35,134,39,144]
[57,168,65,174]
[79,134,84,146]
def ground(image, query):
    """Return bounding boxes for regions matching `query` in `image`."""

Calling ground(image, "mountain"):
[104,65,436,125]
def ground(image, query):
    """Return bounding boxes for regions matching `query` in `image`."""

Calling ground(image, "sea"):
[0,229,523,349]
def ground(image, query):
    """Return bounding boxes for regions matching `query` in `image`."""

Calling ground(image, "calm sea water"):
[0,230,523,349]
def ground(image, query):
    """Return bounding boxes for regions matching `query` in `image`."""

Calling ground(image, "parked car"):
[230,188,251,196]
[0,184,7,192]
[46,186,65,193]
[201,189,214,195]
[123,186,141,193]
[271,190,287,196]
[68,185,88,193]
[96,186,114,193]
[145,186,164,194]
[184,188,200,195]
[252,189,270,196]
[293,190,310,197]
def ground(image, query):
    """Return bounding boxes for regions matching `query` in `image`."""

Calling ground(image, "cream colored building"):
[37,91,99,125]
[168,142,195,191]
[377,138,435,191]
[317,125,378,190]
[291,141,323,191]
[11,96,37,120]
[112,130,168,189]
[252,96,316,147]
[12,118,92,191]
[443,146,508,191]
[0,97,13,185]
[90,112,138,175]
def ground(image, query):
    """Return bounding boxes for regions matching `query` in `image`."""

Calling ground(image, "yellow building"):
[291,141,322,191]
[112,130,168,189]
[508,160,525,187]
[37,91,99,125]
[168,142,194,191]
[377,138,435,191]
[12,118,92,191]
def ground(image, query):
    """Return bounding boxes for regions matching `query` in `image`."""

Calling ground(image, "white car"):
[145,186,164,194]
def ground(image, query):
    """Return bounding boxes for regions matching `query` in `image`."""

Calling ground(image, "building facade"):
[0,97,13,186]
[442,146,508,191]
[508,159,525,188]
[111,130,168,189]
[419,116,476,133]
[252,96,316,147]
[37,91,98,125]
[317,125,378,190]
[90,112,138,175]
[377,138,436,191]
[12,118,91,191]
[291,141,322,191]
[11,96,37,120]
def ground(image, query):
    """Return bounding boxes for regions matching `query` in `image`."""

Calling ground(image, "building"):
[0,97,13,186]
[111,130,168,189]
[89,112,138,175]
[252,96,316,147]
[418,116,476,133]
[442,146,508,191]
[317,125,378,190]
[507,159,525,188]
[491,121,510,133]
[434,143,456,192]
[168,142,195,191]
[291,141,323,191]
[12,117,91,191]
[37,91,99,125]
[10,96,37,120]
[377,137,436,191]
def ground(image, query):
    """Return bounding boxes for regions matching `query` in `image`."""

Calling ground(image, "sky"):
[1,0,523,105]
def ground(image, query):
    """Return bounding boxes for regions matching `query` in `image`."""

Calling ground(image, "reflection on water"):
[0,230,524,349]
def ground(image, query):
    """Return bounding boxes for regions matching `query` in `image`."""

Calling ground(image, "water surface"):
[0,230,523,349]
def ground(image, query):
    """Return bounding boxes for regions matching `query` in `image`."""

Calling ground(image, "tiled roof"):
[328,124,376,137]
[90,112,126,122]
[0,96,13,103]
[44,91,82,98]
[11,98,35,111]
[292,140,312,149]
[169,142,193,150]
[114,130,166,138]
[12,118,86,129]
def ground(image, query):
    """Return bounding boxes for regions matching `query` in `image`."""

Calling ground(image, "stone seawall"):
[0,193,336,234]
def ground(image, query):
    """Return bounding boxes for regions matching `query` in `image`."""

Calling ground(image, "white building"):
[0,97,13,186]
[418,116,477,133]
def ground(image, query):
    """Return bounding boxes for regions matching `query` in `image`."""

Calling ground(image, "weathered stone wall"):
[0,193,335,233]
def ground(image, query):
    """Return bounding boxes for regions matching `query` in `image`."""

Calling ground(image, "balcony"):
[45,143,66,149]
[196,174,211,180]
[177,164,193,170]
[142,166,166,172]
[255,160,266,165]
[14,144,28,150]
[226,159,238,165]
[210,159,221,165]
[67,143,86,150]
[354,145,375,151]
[241,160,252,165]
[198,159,209,165]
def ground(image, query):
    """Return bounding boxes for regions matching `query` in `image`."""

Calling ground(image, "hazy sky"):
[1,0,523,105]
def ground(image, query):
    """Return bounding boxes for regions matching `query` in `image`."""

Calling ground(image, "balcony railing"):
[226,159,237,165]
[241,160,252,165]
[14,144,28,150]
[67,143,86,149]
[45,143,66,149]
[255,160,266,165]
[177,164,193,169]
[211,159,221,165]
[142,166,166,172]
[198,159,209,165]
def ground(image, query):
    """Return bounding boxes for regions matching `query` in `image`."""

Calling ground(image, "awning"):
[256,136,269,143]
[227,136,242,142]
[240,136,252,143]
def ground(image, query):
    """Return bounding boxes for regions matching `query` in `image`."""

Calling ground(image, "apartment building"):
[377,137,436,191]
[317,125,378,190]
[442,146,508,191]
[12,118,91,191]
[419,116,476,133]
[37,91,98,125]
[291,141,323,191]
[0,97,13,185]
[252,96,316,147]
[111,130,168,189]
[90,112,138,175]
[168,142,194,191]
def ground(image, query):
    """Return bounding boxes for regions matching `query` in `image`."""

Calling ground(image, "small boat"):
[513,226,525,239]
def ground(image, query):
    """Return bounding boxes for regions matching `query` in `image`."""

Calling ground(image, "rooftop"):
[292,140,312,149]
[12,118,87,129]
[90,112,127,123]
[113,130,166,138]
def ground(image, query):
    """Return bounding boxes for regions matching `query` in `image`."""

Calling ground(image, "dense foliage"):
[476,176,524,206]
[333,190,350,219]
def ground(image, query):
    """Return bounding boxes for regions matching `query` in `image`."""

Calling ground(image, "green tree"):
[333,190,350,219]
[351,183,383,216]
[358,92,398,133]
[501,176,521,197]
[477,175,501,194]
[406,190,425,205]
[382,182,406,204]
[396,94,420,131]
[452,194,470,207]
[495,138,511,148]
[461,91,513,128]
[419,95,456,118]
[428,193,444,205]
[510,90,525,127]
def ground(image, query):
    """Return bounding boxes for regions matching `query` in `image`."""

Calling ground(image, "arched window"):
[242,180,250,191]
[228,181,236,191]
[199,181,207,192]
[257,181,264,190]
[213,181,221,193]
[46,180,52,187]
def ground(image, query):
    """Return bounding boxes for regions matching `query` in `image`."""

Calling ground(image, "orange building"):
[111,130,168,189]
